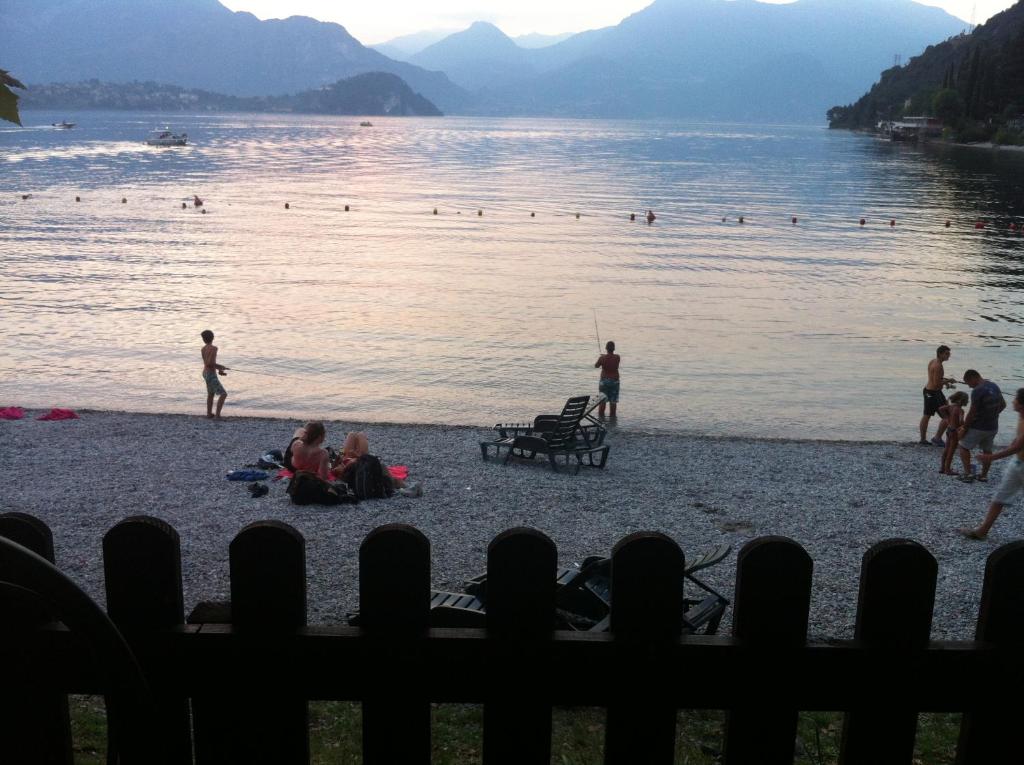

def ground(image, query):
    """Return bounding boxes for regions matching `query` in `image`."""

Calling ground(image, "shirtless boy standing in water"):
[920,345,955,445]
[200,329,228,419]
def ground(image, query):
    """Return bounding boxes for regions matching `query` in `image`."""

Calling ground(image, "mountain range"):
[0,0,469,112]
[2,0,969,122]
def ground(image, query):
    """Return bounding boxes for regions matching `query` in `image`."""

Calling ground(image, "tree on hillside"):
[1,70,26,125]
[933,88,964,123]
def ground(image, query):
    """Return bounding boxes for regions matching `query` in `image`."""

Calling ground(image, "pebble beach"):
[0,409,1014,640]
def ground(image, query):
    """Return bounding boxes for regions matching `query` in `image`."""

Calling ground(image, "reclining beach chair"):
[401,544,732,631]
[479,394,610,473]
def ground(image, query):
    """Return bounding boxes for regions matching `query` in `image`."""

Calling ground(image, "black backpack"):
[287,471,358,506]
[350,454,393,500]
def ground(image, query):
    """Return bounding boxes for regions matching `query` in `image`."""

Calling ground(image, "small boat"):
[359,121,373,127]
[52,121,75,129]
[146,128,188,147]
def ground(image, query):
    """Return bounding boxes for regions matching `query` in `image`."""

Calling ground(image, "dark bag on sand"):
[350,454,393,500]
[287,471,358,506]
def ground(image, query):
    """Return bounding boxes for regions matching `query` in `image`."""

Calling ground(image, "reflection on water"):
[2,112,1023,440]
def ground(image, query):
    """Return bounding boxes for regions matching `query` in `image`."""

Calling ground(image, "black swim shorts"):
[923,388,947,417]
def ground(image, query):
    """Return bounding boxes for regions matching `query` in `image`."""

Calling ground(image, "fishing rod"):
[592,309,602,353]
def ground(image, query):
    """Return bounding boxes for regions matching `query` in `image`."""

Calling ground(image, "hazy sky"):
[220,0,1015,44]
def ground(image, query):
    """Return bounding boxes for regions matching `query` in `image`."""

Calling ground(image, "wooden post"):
[956,541,1024,764]
[0,512,73,764]
[723,537,812,765]
[482,528,557,765]
[360,524,431,765]
[839,539,937,764]
[103,516,192,764]
[193,521,308,764]
[604,532,685,765]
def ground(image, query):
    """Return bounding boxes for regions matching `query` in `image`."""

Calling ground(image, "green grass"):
[68,697,960,763]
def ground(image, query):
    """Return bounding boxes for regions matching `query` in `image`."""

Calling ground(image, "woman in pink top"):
[289,421,331,481]
[594,340,621,418]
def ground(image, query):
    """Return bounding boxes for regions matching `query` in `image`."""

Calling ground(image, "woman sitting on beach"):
[331,431,421,496]
[287,421,332,481]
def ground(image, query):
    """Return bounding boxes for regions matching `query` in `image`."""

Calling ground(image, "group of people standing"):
[920,345,1024,539]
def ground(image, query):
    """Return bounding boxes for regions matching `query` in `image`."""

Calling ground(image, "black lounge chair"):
[397,545,732,632]
[480,394,610,473]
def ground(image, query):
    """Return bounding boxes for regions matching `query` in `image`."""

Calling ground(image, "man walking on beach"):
[201,329,228,419]
[920,345,955,445]
[957,369,1005,483]
[959,388,1024,540]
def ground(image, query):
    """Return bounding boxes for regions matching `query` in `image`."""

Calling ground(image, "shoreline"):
[1,408,1013,641]
[17,405,908,447]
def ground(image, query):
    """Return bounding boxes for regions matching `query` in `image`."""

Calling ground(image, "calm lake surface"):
[3,112,1024,440]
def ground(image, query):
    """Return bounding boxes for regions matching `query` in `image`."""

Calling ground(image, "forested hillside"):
[827,1,1024,144]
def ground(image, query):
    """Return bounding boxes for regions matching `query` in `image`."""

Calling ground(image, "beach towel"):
[275,469,294,481]
[36,408,79,421]
[387,465,409,481]
[226,469,269,481]
[0,407,25,420]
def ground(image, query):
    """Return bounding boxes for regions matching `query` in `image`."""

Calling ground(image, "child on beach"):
[959,388,1024,540]
[594,340,620,418]
[938,391,969,475]
[200,330,228,419]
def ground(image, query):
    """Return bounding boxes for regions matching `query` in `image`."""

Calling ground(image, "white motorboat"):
[146,128,188,147]
[52,121,76,129]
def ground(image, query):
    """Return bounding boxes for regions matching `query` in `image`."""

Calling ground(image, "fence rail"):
[1,511,1022,764]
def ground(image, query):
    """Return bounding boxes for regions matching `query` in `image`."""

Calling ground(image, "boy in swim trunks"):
[595,340,620,418]
[959,388,1024,540]
[200,329,228,419]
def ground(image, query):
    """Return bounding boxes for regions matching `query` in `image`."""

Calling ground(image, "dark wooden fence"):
[1,511,1023,764]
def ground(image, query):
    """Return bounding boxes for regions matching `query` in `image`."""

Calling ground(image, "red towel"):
[387,465,409,481]
[36,408,79,421]
[0,407,24,420]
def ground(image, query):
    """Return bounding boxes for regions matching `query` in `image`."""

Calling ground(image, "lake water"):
[2,112,1024,440]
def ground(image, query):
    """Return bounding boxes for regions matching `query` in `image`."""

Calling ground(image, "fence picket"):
[723,536,812,765]
[482,528,557,765]
[359,524,431,765]
[956,540,1024,764]
[0,512,73,764]
[604,532,684,765]
[193,521,308,764]
[103,516,192,764]
[838,539,937,764]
